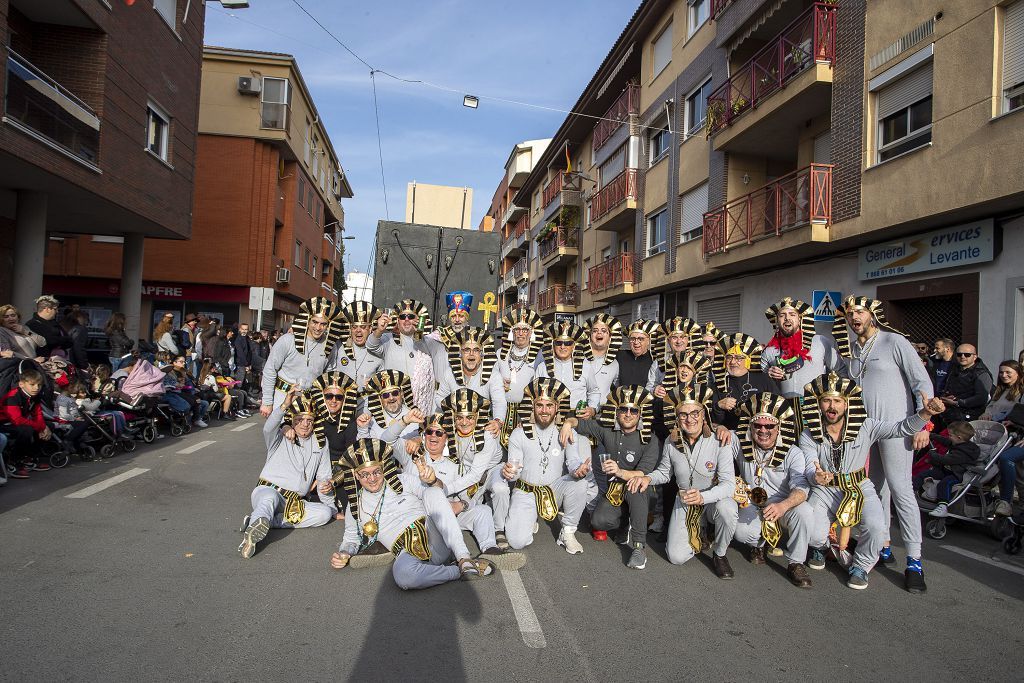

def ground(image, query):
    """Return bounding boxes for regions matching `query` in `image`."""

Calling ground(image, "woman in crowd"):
[0,305,45,361]
[982,360,1024,423]
[162,355,208,428]
[105,312,134,371]
[153,313,179,355]
[62,308,91,369]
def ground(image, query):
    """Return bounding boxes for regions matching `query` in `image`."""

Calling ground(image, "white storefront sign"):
[858,219,995,281]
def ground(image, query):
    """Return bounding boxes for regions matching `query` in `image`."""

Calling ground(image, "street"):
[1,419,1022,682]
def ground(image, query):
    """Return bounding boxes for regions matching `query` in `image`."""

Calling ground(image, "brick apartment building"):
[492,0,1024,359]
[43,45,353,332]
[0,0,206,340]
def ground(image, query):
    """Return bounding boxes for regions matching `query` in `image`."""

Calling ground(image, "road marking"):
[501,570,546,649]
[66,468,149,499]
[941,545,1024,577]
[231,423,255,432]
[177,440,216,454]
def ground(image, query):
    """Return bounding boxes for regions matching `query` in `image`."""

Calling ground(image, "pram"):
[919,420,1013,540]
[78,409,138,458]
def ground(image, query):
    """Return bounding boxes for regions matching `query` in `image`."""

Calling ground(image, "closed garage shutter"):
[877,61,933,119]
[696,294,741,333]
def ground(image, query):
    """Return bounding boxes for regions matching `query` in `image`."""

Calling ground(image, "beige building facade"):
[495,0,1024,360]
[405,182,474,229]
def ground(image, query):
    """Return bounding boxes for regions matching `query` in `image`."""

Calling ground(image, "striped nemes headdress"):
[516,377,571,439]
[582,313,623,366]
[598,385,655,444]
[737,392,797,466]
[392,299,433,339]
[440,388,491,463]
[626,319,662,358]
[335,438,404,519]
[284,392,325,449]
[294,296,344,356]
[543,321,587,381]
[661,350,713,390]
[832,295,906,359]
[446,327,497,386]
[663,383,716,441]
[500,307,545,365]
[765,297,815,353]
[338,300,381,360]
[311,371,359,434]
[801,371,869,443]
[364,370,415,428]
[713,332,764,392]
[661,316,704,363]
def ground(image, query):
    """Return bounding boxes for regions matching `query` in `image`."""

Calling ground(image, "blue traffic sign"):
[811,290,842,321]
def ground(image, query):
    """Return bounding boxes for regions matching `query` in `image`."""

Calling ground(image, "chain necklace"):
[751,446,774,484]
[383,405,404,428]
[456,433,477,470]
[679,436,701,489]
[728,373,755,400]
[358,487,386,546]
[303,336,324,367]
[849,331,880,382]
[537,427,554,472]
[825,434,847,473]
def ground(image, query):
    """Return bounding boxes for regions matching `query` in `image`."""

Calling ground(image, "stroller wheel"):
[120,438,137,453]
[170,424,184,437]
[100,444,117,459]
[925,519,947,540]
[78,445,97,462]
[990,516,1011,540]
[50,451,71,469]
[1004,532,1022,555]
[142,425,157,443]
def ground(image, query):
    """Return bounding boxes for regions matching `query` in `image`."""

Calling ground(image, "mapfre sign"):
[858,219,995,281]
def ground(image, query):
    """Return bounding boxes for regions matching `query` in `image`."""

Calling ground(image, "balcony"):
[503,203,526,227]
[590,168,638,232]
[702,164,832,259]
[501,301,528,319]
[542,172,584,219]
[542,172,564,208]
[706,3,837,154]
[538,226,579,268]
[711,0,733,19]
[588,253,638,302]
[500,257,528,292]
[537,284,578,314]
[501,213,530,259]
[593,83,639,153]
[3,48,100,169]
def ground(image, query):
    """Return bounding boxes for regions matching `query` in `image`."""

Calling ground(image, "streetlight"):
[463,95,479,109]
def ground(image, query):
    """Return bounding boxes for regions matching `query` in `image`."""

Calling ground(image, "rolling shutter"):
[1005,1,1024,91]
[680,182,709,234]
[696,294,741,333]
[877,61,933,119]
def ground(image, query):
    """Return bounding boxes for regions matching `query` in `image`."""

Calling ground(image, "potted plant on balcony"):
[731,96,748,115]
[705,100,725,138]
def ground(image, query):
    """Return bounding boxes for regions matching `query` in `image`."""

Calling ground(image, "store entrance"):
[877,273,978,347]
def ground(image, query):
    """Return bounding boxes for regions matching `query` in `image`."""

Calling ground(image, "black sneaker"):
[905,557,927,593]
[879,546,896,565]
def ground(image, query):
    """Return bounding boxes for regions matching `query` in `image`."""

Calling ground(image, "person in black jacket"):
[25,295,71,359]
[104,312,134,371]
[63,309,90,370]
[711,332,778,430]
[938,344,993,426]
[913,422,980,507]
[615,319,659,387]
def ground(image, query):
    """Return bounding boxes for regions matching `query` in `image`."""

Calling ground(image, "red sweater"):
[1,387,46,433]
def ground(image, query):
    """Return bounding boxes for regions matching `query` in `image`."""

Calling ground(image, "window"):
[304,247,311,273]
[146,103,170,161]
[619,239,630,253]
[582,257,590,289]
[1003,0,1024,113]
[154,0,176,30]
[874,60,932,163]
[312,136,320,178]
[685,78,712,136]
[297,177,305,207]
[307,186,314,215]
[294,239,302,267]
[312,256,318,278]
[688,0,709,37]
[646,208,668,257]
[649,126,670,163]
[680,181,709,243]
[260,77,290,129]
[652,22,672,77]
[303,118,312,165]
[599,146,626,186]
[601,247,612,262]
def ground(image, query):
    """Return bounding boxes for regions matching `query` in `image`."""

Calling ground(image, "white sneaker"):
[557,527,584,555]
[194,420,209,428]
[929,502,948,518]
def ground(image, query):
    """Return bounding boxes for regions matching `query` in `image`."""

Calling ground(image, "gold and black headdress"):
[543,321,587,381]
[832,295,906,358]
[736,392,797,466]
[598,385,655,444]
[293,296,344,356]
[713,332,764,392]
[764,297,815,353]
[516,377,571,439]
[499,307,545,365]
[391,299,433,339]
[364,370,415,428]
[661,317,703,363]
[338,301,381,358]
[334,438,404,519]
[311,371,359,433]
[663,383,715,440]
[801,371,869,443]
[582,313,623,366]
[626,319,662,359]
[445,327,497,386]
[661,350,713,390]
[283,392,325,449]
[440,388,490,463]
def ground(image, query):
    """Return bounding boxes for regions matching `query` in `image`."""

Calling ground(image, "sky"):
[204,0,641,276]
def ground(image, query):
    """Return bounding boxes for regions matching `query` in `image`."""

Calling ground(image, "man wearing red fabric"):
[0,368,53,479]
[761,297,842,401]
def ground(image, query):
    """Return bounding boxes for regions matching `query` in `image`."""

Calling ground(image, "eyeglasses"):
[628,337,647,343]
[617,406,639,415]
[398,313,417,321]
[725,354,747,362]
[677,409,703,421]
[323,393,345,401]
[356,469,383,481]
[380,389,402,400]
[752,423,778,431]
[956,352,975,358]
[424,428,446,437]
[554,340,574,347]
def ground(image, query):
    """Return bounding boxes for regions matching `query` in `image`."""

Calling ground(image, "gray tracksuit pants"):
[734,500,813,564]
[505,476,588,550]
[808,484,886,573]
[392,487,470,590]
[250,486,334,529]
[666,497,738,565]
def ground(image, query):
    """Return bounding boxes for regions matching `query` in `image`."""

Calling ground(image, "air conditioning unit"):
[238,76,261,96]
[275,268,291,283]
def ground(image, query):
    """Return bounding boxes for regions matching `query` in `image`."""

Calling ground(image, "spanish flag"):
[565,143,572,173]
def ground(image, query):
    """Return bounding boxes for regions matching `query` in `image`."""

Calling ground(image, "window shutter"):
[877,62,933,119]
[696,294,741,334]
[680,182,709,234]
[1005,1,1024,92]
[813,131,832,164]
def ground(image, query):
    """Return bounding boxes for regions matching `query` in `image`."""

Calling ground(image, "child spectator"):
[914,422,981,509]
[0,368,53,478]
[55,380,93,458]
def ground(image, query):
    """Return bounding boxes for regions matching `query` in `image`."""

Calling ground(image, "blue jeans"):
[998,446,1024,502]
[109,356,125,371]
[914,468,961,502]
[164,392,191,416]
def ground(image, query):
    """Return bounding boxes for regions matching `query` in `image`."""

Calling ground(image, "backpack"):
[171,329,190,352]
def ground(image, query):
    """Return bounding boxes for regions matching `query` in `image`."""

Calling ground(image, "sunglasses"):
[554,340,574,347]
[398,313,417,321]
[380,389,402,400]
[424,428,446,437]
[323,393,345,400]
[956,352,974,357]
[617,406,639,415]
[752,423,777,431]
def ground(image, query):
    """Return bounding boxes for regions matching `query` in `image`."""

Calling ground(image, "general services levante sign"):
[858,219,995,281]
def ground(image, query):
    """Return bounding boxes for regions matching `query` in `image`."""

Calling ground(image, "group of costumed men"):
[238,290,945,594]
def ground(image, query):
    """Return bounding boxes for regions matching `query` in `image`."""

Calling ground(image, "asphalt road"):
[1,417,1022,682]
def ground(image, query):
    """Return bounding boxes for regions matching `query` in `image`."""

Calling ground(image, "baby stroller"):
[79,409,137,458]
[920,420,1012,540]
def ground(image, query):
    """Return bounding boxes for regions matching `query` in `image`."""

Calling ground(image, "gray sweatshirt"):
[648,435,736,503]
[329,342,383,389]
[760,333,842,399]
[495,348,545,403]
[258,407,335,499]
[731,441,809,501]
[798,413,927,482]
[573,418,660,473]
[837,329,932,420]
[582,355,618,408]
[536,357,601,410]
[435,366,508,420]
[260,332,331,406]
[505,424,579,486]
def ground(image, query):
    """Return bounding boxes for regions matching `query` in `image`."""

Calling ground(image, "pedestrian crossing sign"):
[811,290,842,321]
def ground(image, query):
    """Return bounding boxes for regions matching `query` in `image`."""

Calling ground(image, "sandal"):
[458,557,495,580]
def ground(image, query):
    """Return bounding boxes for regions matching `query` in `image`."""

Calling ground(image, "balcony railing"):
[537,284,578,311]
[593,83,640,152]
[588,253,637,294]
[542,172,566,208]
[705,3,837,137]
[702,164,832,258]
[4,48,100,166]
[511,257,528,279]
[501,301,528,319]
[590,169,638,222]
[711,0,733,19]
[538,226,579,260]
